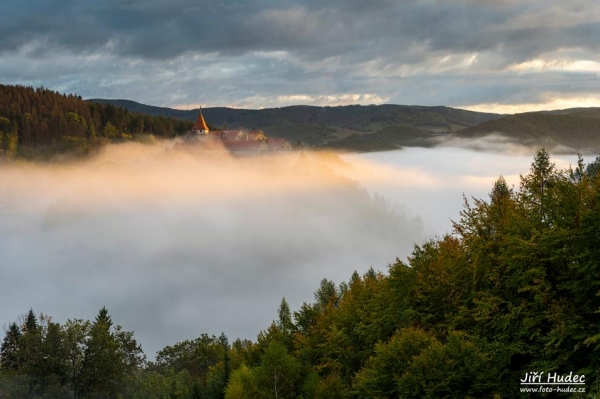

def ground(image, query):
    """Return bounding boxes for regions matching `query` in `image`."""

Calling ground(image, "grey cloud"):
[2,0,598,64]
[1,0,599,110]
[2,44,598,110]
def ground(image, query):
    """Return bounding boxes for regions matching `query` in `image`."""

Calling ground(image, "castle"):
[176,109,292,155]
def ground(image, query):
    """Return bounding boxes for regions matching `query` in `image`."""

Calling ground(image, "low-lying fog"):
[0,141,581,357]
[339,145,580,237]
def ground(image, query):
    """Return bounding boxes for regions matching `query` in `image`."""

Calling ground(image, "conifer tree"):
[521,148,557,226]
[42,321,67,391]
[315,279,338,308]
[277,298,294,335]
[1,322,22,370]
[21,309,43,395]
[80,307,121,398]
[219,332,231,391]
[24,309,39,335]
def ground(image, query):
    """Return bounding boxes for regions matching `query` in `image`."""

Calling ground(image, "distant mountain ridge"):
[89,98,600,152]
[88,99,502,148]
[456,108,600,152]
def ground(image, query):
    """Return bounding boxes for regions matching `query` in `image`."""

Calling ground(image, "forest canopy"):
[0,84,192,160]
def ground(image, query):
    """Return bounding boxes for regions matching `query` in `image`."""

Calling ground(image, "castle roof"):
[267,138,289,150]
[222,140,267,150]
[193,109,209,131]
[206,131,224,139]
[247,130,266,140]
[222,130,243,140]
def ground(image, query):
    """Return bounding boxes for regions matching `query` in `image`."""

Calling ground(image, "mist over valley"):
[2,144,423,356]
[0,140,582,358]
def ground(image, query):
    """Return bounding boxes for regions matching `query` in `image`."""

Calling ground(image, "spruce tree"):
[277,298,294,335]
[42,321,67,390]
[80,307,121,398]
[24,309,39,334]
[1,322,22,370]
[21,309,43,395]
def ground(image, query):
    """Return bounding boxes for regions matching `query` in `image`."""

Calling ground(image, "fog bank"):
[1,142,582,357]
[0,143,422,357]
[340,147,580,236]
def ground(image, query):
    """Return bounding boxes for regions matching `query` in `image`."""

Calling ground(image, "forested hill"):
[95,98,600,152]
[89,98,502,148]
[0,84,192,159]
[456,108,600,151]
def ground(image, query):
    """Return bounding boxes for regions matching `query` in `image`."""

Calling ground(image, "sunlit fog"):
[340,144,580,237]
[0,141,581,356]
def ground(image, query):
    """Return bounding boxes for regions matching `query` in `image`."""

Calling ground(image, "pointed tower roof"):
[193,108,209,131]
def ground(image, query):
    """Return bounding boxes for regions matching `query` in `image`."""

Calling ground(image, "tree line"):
[1,307,143,398]
[3,149,600,398]
[0,84,192,159]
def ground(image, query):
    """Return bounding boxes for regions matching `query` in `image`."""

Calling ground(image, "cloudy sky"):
[1,1,599,111]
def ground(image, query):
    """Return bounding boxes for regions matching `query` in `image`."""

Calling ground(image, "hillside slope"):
[456,108,600,151]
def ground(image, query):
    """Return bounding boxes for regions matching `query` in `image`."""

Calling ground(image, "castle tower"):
[192,107,209,134]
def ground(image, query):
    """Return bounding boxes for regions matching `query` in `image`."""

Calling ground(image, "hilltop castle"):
[177,108,292,155]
